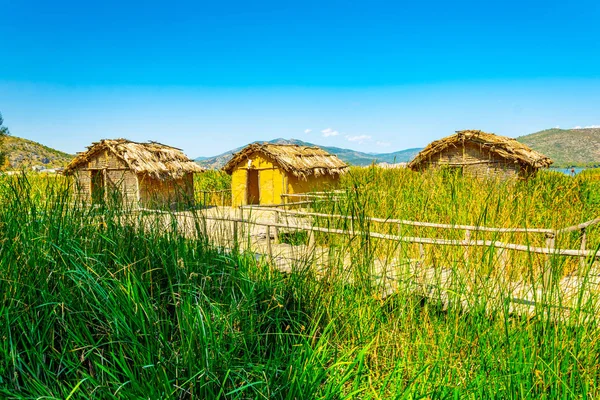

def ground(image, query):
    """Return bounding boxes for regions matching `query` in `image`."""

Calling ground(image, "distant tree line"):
[0,112,9,167]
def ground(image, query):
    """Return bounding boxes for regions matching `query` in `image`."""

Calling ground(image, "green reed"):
[1,171,600,398]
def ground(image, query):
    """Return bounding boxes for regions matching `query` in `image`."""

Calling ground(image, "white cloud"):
[346,135,372,144]
[572,125,600,129]
[554,125,560,129]
[304,129,312,134]
[376,141,391,147]
[321,128,340,137]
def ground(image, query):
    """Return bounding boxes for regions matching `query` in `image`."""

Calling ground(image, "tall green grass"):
[333,167,598,229]
[308,167,600,277]
[1,171,600,398]
[194,170,231,207]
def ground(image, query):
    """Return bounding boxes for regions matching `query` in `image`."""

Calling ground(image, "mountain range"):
[3,127,600,171]
[196,128,600,169]
[195,138,422,169]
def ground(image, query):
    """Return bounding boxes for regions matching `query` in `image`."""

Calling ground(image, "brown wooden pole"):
[544,232,556,289]
[397,223,403,261]
[498,249,508,270]
[308,228,316,249]
[233,220,239,250]
[266,224,272,258]
[463,229,471,264]
[580,228,587,268]
[103,168,108,203]
[273,212,279,244]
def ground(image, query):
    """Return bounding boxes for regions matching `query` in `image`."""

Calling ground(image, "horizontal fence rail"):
[135,208,600,260]
[267,209,557,234]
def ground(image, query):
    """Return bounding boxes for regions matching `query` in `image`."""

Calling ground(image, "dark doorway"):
[246,169,260,205]
[91,170,105,204]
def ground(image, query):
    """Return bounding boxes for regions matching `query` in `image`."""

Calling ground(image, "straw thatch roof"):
[223,143,349,179]
[64,139,205,179]
[408,130,553,170]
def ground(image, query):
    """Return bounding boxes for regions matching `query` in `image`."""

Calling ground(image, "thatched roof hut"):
[223,143,348,206]
[223,143,348,179]
[65,139,204,179]
[408,130,553,178]
[64,139,204,208]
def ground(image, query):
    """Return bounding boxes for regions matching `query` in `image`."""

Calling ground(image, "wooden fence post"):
[463,229,471,264]
[580,228,587,269]
[237,207,244,238]
[233,220,239,250]
[544,232,556,289]
[266,224,272,258]
[397,223,403,262]
[202,212,208,239]
[498,249,508,270]
[273,212,279,244]
[308,227,316,249]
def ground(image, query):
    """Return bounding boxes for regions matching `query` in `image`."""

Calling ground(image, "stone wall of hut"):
[419,142,527,178]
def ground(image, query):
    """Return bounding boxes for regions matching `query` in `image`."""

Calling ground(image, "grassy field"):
[2,169,600,398]
[309,167,600,277]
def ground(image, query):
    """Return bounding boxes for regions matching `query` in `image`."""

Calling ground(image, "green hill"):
[4,136,73,170]
[516,128,600,167]
[196,138,422,169]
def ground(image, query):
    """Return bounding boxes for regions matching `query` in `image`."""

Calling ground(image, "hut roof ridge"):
[223,142,349,178]
[64,138,204,179]
[408,129,553,169]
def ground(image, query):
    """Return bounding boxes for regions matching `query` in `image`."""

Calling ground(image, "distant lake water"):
[549,167,586,176]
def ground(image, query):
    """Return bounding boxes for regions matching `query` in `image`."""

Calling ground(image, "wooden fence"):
[235,205,600,269]
[129,203,600,315]
[137,192,600,271]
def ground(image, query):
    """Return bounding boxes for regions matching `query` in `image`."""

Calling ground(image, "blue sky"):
[1,0,599,157]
